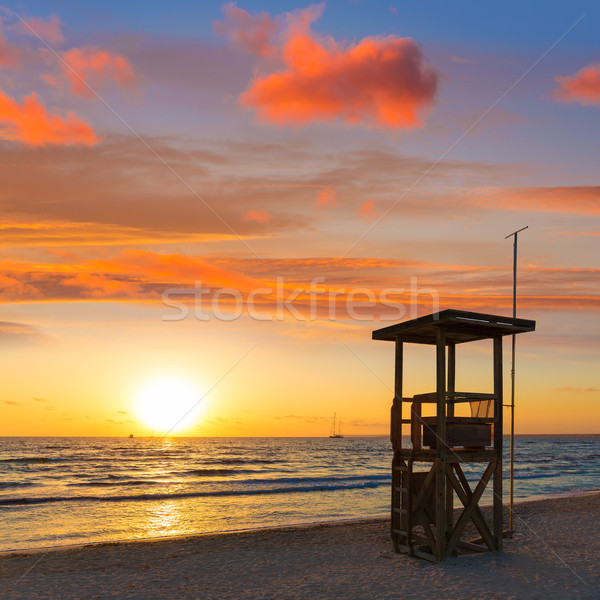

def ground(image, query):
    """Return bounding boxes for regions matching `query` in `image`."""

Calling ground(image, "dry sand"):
[1,492,598,600]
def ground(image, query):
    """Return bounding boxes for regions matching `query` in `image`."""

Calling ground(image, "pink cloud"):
[555,230,600,237]
[214,2,279,59]
[0,91,99,146]
[18,15,65,45]
[553,64,600,106]
[217,4,438,129]
[475,186,600,216]
[59,47,136,98]
[316,186,336,207]
[359,198,376,222]
[0,34,21,67]
[244,209,271,223]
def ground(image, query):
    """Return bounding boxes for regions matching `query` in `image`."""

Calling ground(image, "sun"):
[135,376,204,433]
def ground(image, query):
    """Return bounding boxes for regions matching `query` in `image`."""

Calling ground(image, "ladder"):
[391,456,412,553]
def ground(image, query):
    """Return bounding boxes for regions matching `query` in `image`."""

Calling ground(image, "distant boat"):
[329,413,344,438]
[128,434,134,438]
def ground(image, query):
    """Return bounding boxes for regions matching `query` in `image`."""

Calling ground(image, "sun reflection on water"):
[145,499,194,538]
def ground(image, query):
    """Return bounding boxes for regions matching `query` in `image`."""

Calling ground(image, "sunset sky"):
[1,1,598,436]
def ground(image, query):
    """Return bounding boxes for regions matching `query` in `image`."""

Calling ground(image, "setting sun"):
[135,377,204,433]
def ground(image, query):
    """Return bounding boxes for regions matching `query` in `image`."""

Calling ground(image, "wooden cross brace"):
[445,460,496,557]
[409,461,440,558]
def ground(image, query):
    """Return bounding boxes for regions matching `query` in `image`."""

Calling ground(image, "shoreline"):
[2,488,598,557]
[2,492,599,600]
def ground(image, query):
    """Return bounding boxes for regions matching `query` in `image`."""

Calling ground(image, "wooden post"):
[435,327,447,560]
[392,340,404,547]
[395,340,403,433]
[493,335,503,550]
[436,328,447,446]
[447,343,456,418]
[411,401,422,450]
[446,343,456,529]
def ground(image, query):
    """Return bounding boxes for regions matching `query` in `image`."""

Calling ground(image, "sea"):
[1,436,599,553]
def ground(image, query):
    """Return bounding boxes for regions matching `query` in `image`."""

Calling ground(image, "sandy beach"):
[1,492,598,600]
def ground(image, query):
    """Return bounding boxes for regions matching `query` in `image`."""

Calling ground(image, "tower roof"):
[372,309,536,345]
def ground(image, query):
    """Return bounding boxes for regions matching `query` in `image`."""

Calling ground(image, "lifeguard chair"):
[372,309,535,561]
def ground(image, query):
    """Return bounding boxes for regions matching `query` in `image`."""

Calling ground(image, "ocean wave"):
[67,479,168,487]
[0,479,387,506]
[461,471,565,482]
[203,458,283,465]
[0,457,61,464]
[511,472,563,480]
[511,468,591,480]
[238,474,390,486]
[181,468,259,476]
[0,481,35,490]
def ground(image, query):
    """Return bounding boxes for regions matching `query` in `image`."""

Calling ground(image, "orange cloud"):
[60,47,136,98]
[0,253,598,317]
[359,198,375,222]
[220,4,438,128]
[0,273,41,298]
[214,2,279,58]
[0,218,239,247]
[86,249,259,291]
[0,91,99,146]
[244,209,271,223]
[553,64,600,106]
[62,273,142,299]
[18,15,65,45]
[316,187,336,207]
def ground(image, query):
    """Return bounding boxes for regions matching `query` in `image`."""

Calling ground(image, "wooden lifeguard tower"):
[372,309,535,561]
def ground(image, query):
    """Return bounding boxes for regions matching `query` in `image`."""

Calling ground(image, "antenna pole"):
[504,225,528,533]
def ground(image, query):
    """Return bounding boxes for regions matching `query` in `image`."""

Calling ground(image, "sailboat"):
[329,412,344,438]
